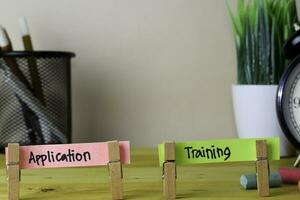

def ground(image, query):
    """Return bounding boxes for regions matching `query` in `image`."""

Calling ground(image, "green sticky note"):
[158,137,279,166]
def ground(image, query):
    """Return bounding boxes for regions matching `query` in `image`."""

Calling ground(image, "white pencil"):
[0,25,10,49]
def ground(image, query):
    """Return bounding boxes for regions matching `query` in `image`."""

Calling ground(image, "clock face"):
[277,58,300,149]
[288,72,300,140]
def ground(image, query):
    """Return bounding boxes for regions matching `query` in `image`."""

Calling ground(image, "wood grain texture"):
[256,140,269,197]
[164,142,175,161]
[6,143,20,200]
[0,148,298,200]
[163,141,176,199]
[108,141,121,162]
[108,141,123,199]
[109,162,123,199]
[256,160,270,197]
[163,162,176,199]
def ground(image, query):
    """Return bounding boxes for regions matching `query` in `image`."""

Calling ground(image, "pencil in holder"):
[0,51,75,152]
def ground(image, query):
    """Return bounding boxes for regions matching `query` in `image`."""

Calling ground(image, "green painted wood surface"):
[0,148,299,199]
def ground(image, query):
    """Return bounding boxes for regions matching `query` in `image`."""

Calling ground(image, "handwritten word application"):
[19,142,130,169]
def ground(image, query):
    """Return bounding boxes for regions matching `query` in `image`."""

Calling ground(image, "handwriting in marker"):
[29,149,92,166]
[158,137,280,166]
[184,145,231,161]
[19,141,130,169]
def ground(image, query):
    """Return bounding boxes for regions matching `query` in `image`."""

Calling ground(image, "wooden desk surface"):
[0,148,298,199]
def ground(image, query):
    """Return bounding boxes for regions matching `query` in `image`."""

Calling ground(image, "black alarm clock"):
[276,29,300,165]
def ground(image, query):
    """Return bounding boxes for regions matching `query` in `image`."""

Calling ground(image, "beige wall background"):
[0,0,237,146]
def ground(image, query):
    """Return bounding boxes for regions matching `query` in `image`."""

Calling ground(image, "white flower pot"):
[232,85,295,157]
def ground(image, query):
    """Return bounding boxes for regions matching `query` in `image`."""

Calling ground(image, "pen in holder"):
[0,51,75,152]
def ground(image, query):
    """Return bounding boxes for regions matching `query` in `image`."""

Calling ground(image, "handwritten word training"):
[184,145,231,161]
[29,149,92,166]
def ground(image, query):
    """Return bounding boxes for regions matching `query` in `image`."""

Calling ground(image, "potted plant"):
[228,0,298,156]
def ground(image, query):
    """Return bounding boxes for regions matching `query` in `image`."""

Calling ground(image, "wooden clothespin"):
[107,140,123,200]
[256,140,269,197]
[162,141,176,199]
[6,143,20,200]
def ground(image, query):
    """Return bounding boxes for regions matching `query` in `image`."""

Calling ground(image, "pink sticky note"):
[19,141,130,169]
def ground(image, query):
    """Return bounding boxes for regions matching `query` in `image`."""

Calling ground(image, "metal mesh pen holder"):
[0,51,75,152]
